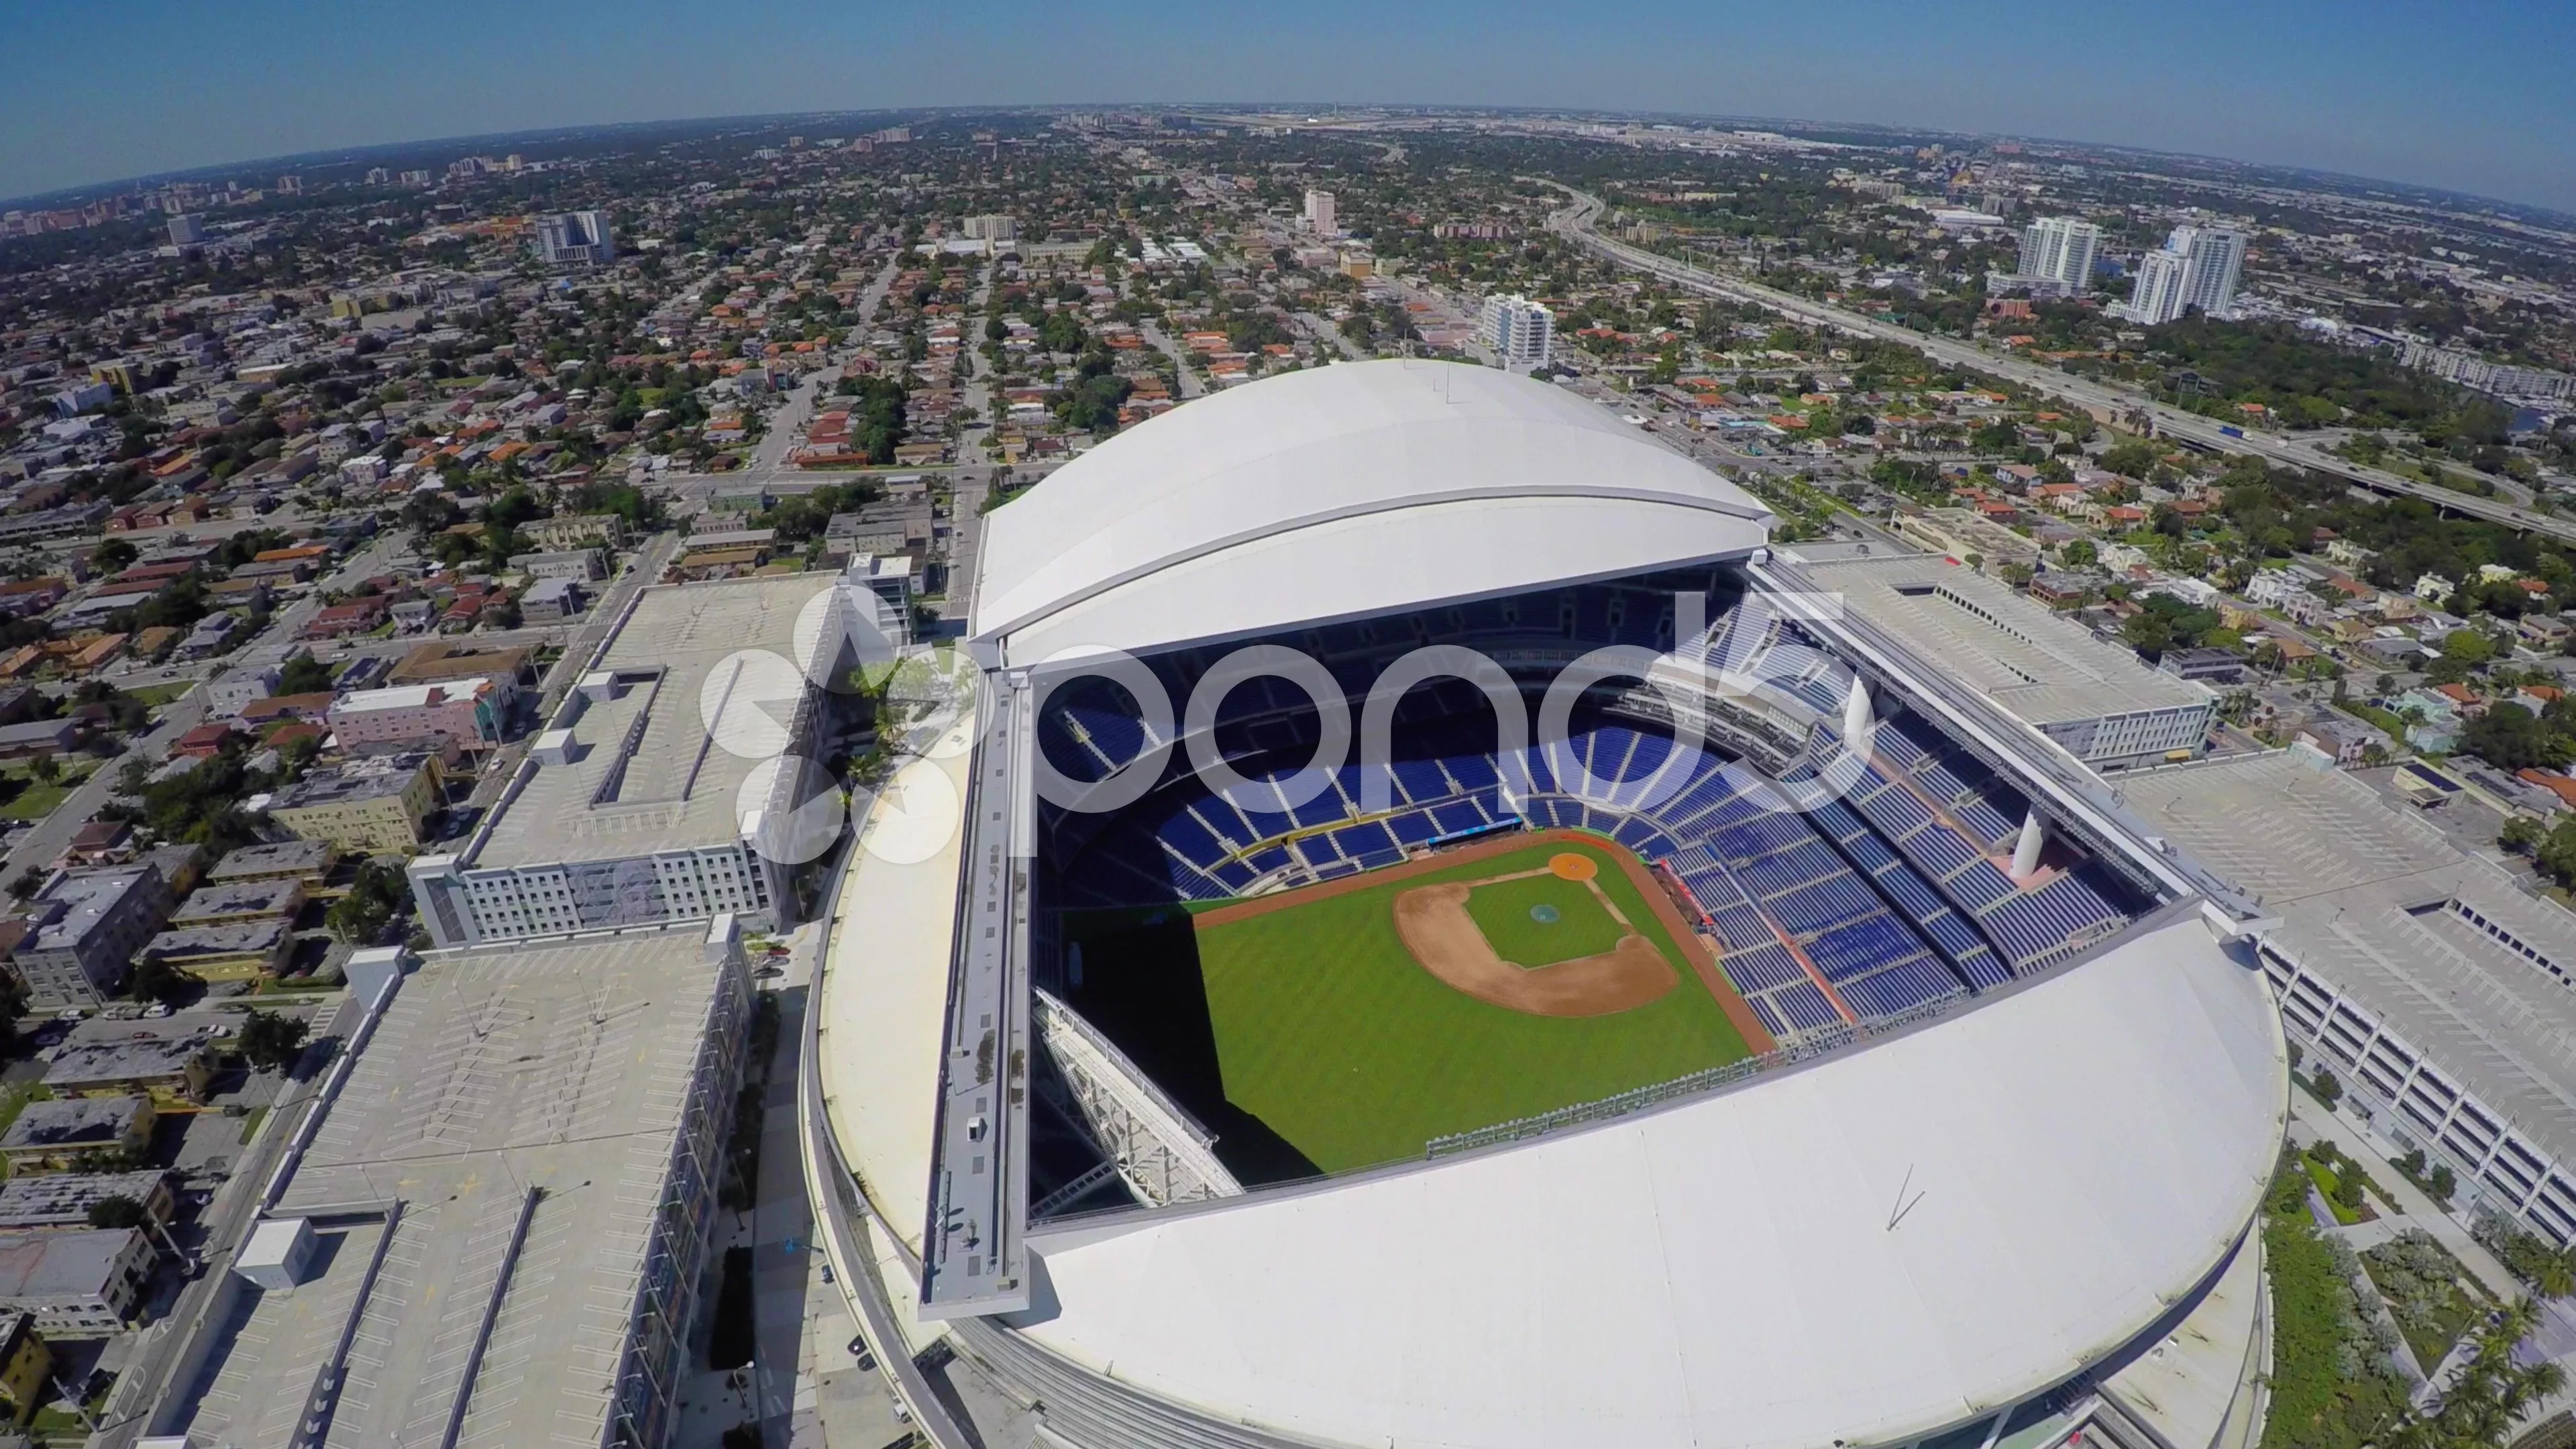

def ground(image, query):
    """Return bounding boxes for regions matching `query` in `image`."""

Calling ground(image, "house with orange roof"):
[62,635,126,675]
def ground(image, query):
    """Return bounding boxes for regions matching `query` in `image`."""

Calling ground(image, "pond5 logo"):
[708,587,1875,867]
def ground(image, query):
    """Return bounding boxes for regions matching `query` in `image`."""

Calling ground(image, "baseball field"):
[1061,830,1767,1179]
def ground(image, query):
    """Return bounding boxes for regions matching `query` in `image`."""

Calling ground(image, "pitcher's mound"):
[1547,853,1599,882]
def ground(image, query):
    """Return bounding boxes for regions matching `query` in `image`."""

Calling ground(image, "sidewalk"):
[670,920,927,1449]
[673,926,820,1448]
[2286,1091,2526,1301]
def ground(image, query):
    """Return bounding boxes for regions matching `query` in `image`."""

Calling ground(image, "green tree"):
[237,1010,311,1074]
[2461,705,2570,772]
[1038,309,1087,355]
[2443,628,2498,666]
[276,655,334,696]
[128,955,196,1008]
[2310,1065,2343,1108]
[2099,439,2161,477]
[87,1195,148,1230]
[91,537,138,573]
[325,860,408,943]
[2122,610,2176,657]
[2502,816,2545,855]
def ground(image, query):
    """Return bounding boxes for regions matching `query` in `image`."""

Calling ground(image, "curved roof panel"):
[1008,912,2286,1449]
[969,362,1772,666]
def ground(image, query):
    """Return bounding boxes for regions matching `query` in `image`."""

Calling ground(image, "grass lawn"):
[123,681,193,707]
[0,761,94,822]
[238,1106,269,1144]
[2304,1159,2365,1225]
[1464,873,1625,967]
[2338,700,2412,743]
[1066,839,1753,1178]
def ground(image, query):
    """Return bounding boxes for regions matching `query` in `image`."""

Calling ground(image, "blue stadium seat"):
[1390,758,1453,807]
[1944,858,2019,912]
[1772,981,1844,1032]
[1428,801,1487,837]
[1246,847,1296,879]
[1954,796,2017,847]
[1330,821,1399,861]
[1750,994,1789,1039]
[1837,958,1964,1019]
[1723,943,1811,994]
[1386,810,1440,846]
[1711,902,1774,953]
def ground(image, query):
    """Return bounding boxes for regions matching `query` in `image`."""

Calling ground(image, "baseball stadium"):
[800,362,2291,1449]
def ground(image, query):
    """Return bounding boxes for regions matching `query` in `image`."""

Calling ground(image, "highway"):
[1540,184,2576,546]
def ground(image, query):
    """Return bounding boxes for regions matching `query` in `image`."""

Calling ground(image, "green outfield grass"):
[1463,873,1625,967]
[1062,837,1754,1178]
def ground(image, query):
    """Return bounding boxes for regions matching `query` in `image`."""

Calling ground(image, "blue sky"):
[5,0,2571,211]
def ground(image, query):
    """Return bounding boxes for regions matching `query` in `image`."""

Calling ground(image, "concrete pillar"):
[1842,676,1872,742]
[2012,809,2045,878]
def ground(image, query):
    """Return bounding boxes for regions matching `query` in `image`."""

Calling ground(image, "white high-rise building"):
[2013,217,2102,295]
[1303,189,1336,236]
[2121,225,2245,324]
[1480,294,1554,370]
[166,213,205,247]
[534,209,616,266]
[2121,248,2191,325]
[2169,225,2246,319]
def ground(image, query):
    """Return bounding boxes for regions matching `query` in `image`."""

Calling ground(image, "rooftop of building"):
[168,879,301,924]
[206,839,337,882]
[1792,551,2212,727]
[470,574,833,867]
[0,1170,170,1230]
[329,678,498,715]
[42,1035,210,1087]
[2118,751,2576,1169]
[386,641,532,686]
[0,1095,147,1152]
[169,932,729,1448]
[23,865,159,954]
[144,920,292,959]
[0,1228,139,1299]
[269,752,432,810]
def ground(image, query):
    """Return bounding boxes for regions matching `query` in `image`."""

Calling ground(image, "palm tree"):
[2535,1246,2576,1301]
[2392,1297,2566,1449]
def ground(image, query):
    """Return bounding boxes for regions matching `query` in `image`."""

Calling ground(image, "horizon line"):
[5,100,2567,225]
